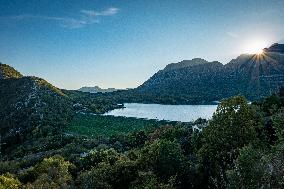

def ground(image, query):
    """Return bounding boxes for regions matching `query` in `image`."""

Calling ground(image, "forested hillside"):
[1,78,284,188]
[0,75,73,155]
[0,64,120,158]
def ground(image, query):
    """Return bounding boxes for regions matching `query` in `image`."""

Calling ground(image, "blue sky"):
[0,0,284,89]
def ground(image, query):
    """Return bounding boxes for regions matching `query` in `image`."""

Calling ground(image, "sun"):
[253,48,263,55]
[244,40,268,55]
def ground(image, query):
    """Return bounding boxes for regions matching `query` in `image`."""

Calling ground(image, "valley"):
[0,44,284,188]
[1,1,284,188]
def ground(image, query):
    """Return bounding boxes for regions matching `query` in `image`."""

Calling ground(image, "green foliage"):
[0,161,20,175]
[23,155,74,188]
[254,92,284,116]
[63,90,123,114]
[1,81,284,189]
[140,139,185,181]
[0,173,21,189]
[129,171,174,189]
[272,107,284,141]
[80,148,123,170]
[66,114,176,138]
[126,131,148,148]
[148,125,194,156]
[227,142,284,189]
[226,145,270,189]
[0,76,74,156]
[78,151,138,189]
[198,96,261,188]
[268,143,284,187]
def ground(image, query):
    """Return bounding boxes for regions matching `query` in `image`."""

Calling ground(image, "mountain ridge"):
[136,44,284,103]
[163,58,221,71]
[0,63,23,79]
[264,43,284,53]
[78,86,122,93]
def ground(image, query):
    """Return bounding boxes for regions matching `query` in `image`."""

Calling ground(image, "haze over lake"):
[105,103,217,122]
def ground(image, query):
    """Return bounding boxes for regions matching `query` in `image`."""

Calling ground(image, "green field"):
[66,114,183,138]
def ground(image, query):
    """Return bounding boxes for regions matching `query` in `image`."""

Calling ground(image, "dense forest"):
[1,86,284,188]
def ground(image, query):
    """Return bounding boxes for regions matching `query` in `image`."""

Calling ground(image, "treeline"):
[1,88,284,188]
[85,89,219,105]
[63,90,124,114]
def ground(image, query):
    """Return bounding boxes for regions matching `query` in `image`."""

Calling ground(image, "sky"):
[0,0,284,89]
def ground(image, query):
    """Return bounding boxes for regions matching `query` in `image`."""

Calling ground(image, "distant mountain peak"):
[0,63,23,79]
[78,86,121,93]
[164,58,221,71]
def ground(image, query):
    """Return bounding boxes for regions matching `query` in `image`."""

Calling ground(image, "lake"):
[104,103,217,122]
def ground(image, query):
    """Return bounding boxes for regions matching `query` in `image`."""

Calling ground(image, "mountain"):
[0,63,125,154]
[0,63,75,154]
[0,63,23,79]
[264,43,284,53]
[136,44,284,103]
[78,86,121,93]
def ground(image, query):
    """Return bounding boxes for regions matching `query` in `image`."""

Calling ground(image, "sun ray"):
[244,40,268,55]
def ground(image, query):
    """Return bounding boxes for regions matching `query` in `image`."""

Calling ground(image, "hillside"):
[0,63,125,156]
[1,62,284,189]
[0,63,23,79]
[0,74,74,154]
[263,43,284,53]
[136,44,284,103]
[137,59,224,103]
[1,87,284,188]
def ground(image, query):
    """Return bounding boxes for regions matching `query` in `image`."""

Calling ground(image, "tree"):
[226,144,270,189]
[140,139,185,181]
[24,155,74,189]
[227,142,284,189]
[198,96,262,188]
[272,107,284,142]
[129,171,174,189]
[0,173,21,189]
[78,158,138,189]
[80,148,122,171]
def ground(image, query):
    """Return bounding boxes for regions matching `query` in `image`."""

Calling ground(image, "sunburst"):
[244,40,268,55]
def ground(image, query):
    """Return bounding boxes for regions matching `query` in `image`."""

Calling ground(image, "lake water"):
[104,103,218,122]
